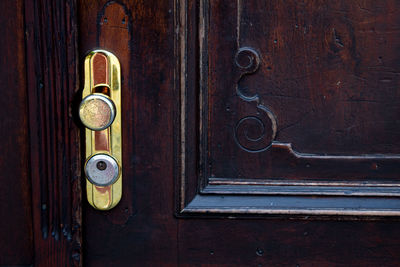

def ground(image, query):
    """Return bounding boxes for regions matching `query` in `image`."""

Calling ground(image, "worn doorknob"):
[79,93,116,131]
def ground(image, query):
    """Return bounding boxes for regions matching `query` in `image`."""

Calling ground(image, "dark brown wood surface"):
[79,0,400,266]
[0,0,33,265]
[207,0,400,176]
[24,0,81,266]
[2,0,400,266]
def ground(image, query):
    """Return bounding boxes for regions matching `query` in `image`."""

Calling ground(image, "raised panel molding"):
[175,0,400,217]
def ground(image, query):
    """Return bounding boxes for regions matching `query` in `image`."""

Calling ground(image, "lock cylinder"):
[85,154,120,186]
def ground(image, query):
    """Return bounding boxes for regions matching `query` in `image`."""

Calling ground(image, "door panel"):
[179,0,400,215]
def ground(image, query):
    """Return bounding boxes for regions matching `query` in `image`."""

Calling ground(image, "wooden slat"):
[24,0,82,266]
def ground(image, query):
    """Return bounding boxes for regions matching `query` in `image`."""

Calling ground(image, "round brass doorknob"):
[79,94,116,131]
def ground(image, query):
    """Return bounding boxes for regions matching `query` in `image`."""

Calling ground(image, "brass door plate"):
[81,50,122,210]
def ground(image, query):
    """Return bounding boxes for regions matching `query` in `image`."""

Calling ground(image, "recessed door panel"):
[177,0,400,216]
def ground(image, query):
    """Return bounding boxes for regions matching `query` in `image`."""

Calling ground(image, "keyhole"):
[97,161,107,171]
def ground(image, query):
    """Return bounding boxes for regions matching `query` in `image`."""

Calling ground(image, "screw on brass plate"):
[97,161,107,171]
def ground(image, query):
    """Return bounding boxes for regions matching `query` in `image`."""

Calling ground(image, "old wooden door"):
[3,0,400,266]
[80,0,400,266]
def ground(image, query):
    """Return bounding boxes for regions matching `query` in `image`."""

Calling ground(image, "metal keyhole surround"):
[85,154,120,186]
[81,50,122,210]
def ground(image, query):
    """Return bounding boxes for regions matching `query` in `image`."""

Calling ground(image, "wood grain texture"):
[24,0,82,266]
[209,0,400,155]
[178,219,400,267]
[0,0,33,265]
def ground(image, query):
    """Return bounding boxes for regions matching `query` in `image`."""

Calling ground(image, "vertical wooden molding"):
[24,0,82,266]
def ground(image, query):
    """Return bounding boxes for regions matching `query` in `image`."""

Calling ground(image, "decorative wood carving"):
[234,47,277,152]
[25,0,82,265]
